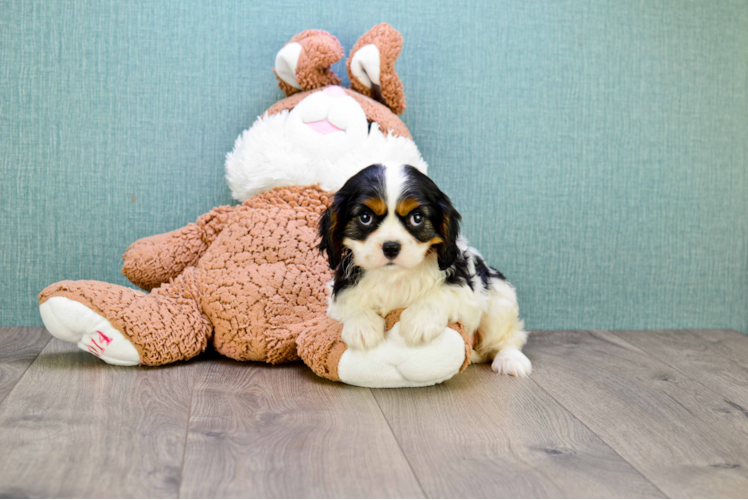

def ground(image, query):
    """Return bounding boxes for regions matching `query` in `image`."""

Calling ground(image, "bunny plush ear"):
[347,23,406,115]
[274,30,344,97]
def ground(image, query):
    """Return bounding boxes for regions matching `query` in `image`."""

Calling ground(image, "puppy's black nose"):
[382,241,401,259]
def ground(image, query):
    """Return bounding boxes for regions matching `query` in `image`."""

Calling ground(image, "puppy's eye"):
[409,213,423,226]
[359,212,373,225]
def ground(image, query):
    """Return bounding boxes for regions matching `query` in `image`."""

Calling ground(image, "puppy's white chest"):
[354,272,428,315]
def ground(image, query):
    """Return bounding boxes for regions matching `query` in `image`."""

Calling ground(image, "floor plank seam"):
[682,329,747,367]
[607,329,748,422]
[527,368,670,499]
[177,367,198,499]
[370,389,429,499]
[0,332,51,409]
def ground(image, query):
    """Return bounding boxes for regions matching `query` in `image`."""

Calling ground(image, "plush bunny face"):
[225,25,427,202]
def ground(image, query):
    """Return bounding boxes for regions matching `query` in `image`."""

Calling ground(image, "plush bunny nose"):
[324,85,347,98]
[382,241,401,259]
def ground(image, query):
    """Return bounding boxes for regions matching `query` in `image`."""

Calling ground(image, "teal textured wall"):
[2,0,747,331]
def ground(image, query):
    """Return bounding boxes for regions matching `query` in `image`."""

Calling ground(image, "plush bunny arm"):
[122,205,236,291]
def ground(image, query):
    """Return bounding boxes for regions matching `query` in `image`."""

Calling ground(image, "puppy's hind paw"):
[491,348,532,377]
[341,313,386,350]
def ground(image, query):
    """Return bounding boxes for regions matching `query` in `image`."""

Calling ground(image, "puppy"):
[318,163,531,376]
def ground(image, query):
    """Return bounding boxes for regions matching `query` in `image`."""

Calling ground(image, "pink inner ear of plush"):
[306,120,344,135]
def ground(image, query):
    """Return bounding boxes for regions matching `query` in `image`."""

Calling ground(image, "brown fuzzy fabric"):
[39,268,213,366]
[276,79,301,99]
[274,30,343,96]
[383,308,406,330]
[266,87,412,140]
[41,186,334,366]
[451,321,472,373]
[266,87,319,115]
[347,23,406,115]
[122,205,235,291]
[296,315,347,381]
[202,186,333,363]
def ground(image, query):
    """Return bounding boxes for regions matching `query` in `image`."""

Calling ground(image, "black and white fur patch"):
[317,162,531,376]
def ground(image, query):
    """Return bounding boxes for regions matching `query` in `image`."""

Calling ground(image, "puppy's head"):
[318,163,460,271]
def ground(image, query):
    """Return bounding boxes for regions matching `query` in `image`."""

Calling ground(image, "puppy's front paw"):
[491,348,532,377]
[342,313,385,350]
[400,305,448,347]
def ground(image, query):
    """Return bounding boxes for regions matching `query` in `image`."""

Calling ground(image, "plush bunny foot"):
[39,276,212,366]
[337,321,467,388]
[40,296,140,366]
[491,347,532,377]
[296,311,472,388]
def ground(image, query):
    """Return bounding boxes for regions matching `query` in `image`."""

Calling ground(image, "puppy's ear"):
[436,197,461,271]
[318,202,344,269]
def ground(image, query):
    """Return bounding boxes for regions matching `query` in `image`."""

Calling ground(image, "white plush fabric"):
[337,322,466,388]
[274,42,303,90]
[350,44,381,88]
[39,297,140,366]
[225,89,427,201]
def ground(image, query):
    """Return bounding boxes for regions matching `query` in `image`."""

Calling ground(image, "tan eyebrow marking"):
[363,197,387,216]
[396,198,421,216]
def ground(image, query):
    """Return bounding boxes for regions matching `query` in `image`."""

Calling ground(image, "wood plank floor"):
[1,327,746,498]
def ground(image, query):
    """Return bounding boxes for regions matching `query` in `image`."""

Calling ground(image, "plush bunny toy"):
[38,24,473,388]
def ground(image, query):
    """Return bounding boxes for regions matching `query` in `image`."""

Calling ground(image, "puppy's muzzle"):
[382,241,401,260]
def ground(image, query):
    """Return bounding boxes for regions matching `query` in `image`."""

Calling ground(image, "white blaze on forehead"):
[374,163,409,242]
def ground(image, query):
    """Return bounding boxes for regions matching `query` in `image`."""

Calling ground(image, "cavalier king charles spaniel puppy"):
[318,163,531,376]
